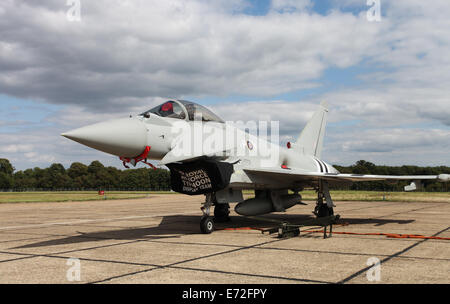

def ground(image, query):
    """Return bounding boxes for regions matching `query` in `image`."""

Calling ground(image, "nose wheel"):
[200,193,215,234]
[200,216,214,234]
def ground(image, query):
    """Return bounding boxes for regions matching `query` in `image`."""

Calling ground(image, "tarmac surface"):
[0,194,449,284]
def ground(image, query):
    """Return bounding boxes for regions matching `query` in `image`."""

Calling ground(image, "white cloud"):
[0,0,381,110]
[0,144,34,153]
[1,0,450,169]
[271,0,312,12]
[324,127,450,166]
[338,129,450,153]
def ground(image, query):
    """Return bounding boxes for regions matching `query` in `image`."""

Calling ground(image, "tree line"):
[0,158,449,192]
[333,160,450,192]
[0,159,171,191]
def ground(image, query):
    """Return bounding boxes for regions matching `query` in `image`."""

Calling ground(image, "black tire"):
[315,204,334,218]
[214,203,230,222]
[200,217,214,234]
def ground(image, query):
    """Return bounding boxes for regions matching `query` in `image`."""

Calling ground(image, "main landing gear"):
[313,181,335,218]
[200,193,231,234]
[200,184,336,234]
[214,203,231,223]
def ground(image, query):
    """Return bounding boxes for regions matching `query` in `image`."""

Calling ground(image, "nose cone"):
[62,118,148,158]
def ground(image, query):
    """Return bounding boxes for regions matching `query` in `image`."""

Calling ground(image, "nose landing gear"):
[200,193,215,234]
[200,216,214,234]
[200,193,231,234]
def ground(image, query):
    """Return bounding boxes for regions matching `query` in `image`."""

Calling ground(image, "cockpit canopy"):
[140,100,224,123]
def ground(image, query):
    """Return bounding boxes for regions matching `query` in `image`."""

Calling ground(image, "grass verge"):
[0,190,448,204]
[0,191,174,204]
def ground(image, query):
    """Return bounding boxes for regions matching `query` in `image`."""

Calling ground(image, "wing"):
[243,167,449,188]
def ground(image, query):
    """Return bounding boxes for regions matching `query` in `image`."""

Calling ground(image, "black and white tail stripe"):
[314,157,329,173]
[322,160,329,173]
[314,158,323,172]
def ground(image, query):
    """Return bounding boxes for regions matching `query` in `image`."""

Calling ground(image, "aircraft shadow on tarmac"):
[13,214,414,249]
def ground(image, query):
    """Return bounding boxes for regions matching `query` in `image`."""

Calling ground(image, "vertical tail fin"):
[293,101,328,158]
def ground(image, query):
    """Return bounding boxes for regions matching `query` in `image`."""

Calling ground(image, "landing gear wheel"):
[200,217,214,234]
[214,203,231,223]
[314,204,334,218]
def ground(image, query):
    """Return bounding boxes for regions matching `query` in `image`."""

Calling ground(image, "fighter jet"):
[62,100,449,234]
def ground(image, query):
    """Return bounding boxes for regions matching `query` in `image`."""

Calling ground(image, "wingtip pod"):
[438,174,450,182]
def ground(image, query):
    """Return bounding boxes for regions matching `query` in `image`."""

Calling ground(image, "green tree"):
[21,169,37,189]
[88,161,105,175]
[105,167,121,189]
[68,162,88,178]
[87,161,111,189]
[47,163,71,189]
[352,160,376,174]
[0,159,14,175]
[0,172,13,189]
[67,163,89,189]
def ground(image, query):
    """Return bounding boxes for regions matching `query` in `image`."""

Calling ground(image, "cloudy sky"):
[1,0,449,171]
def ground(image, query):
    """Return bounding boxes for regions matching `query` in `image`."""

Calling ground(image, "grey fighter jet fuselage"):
[62,100,449,234]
